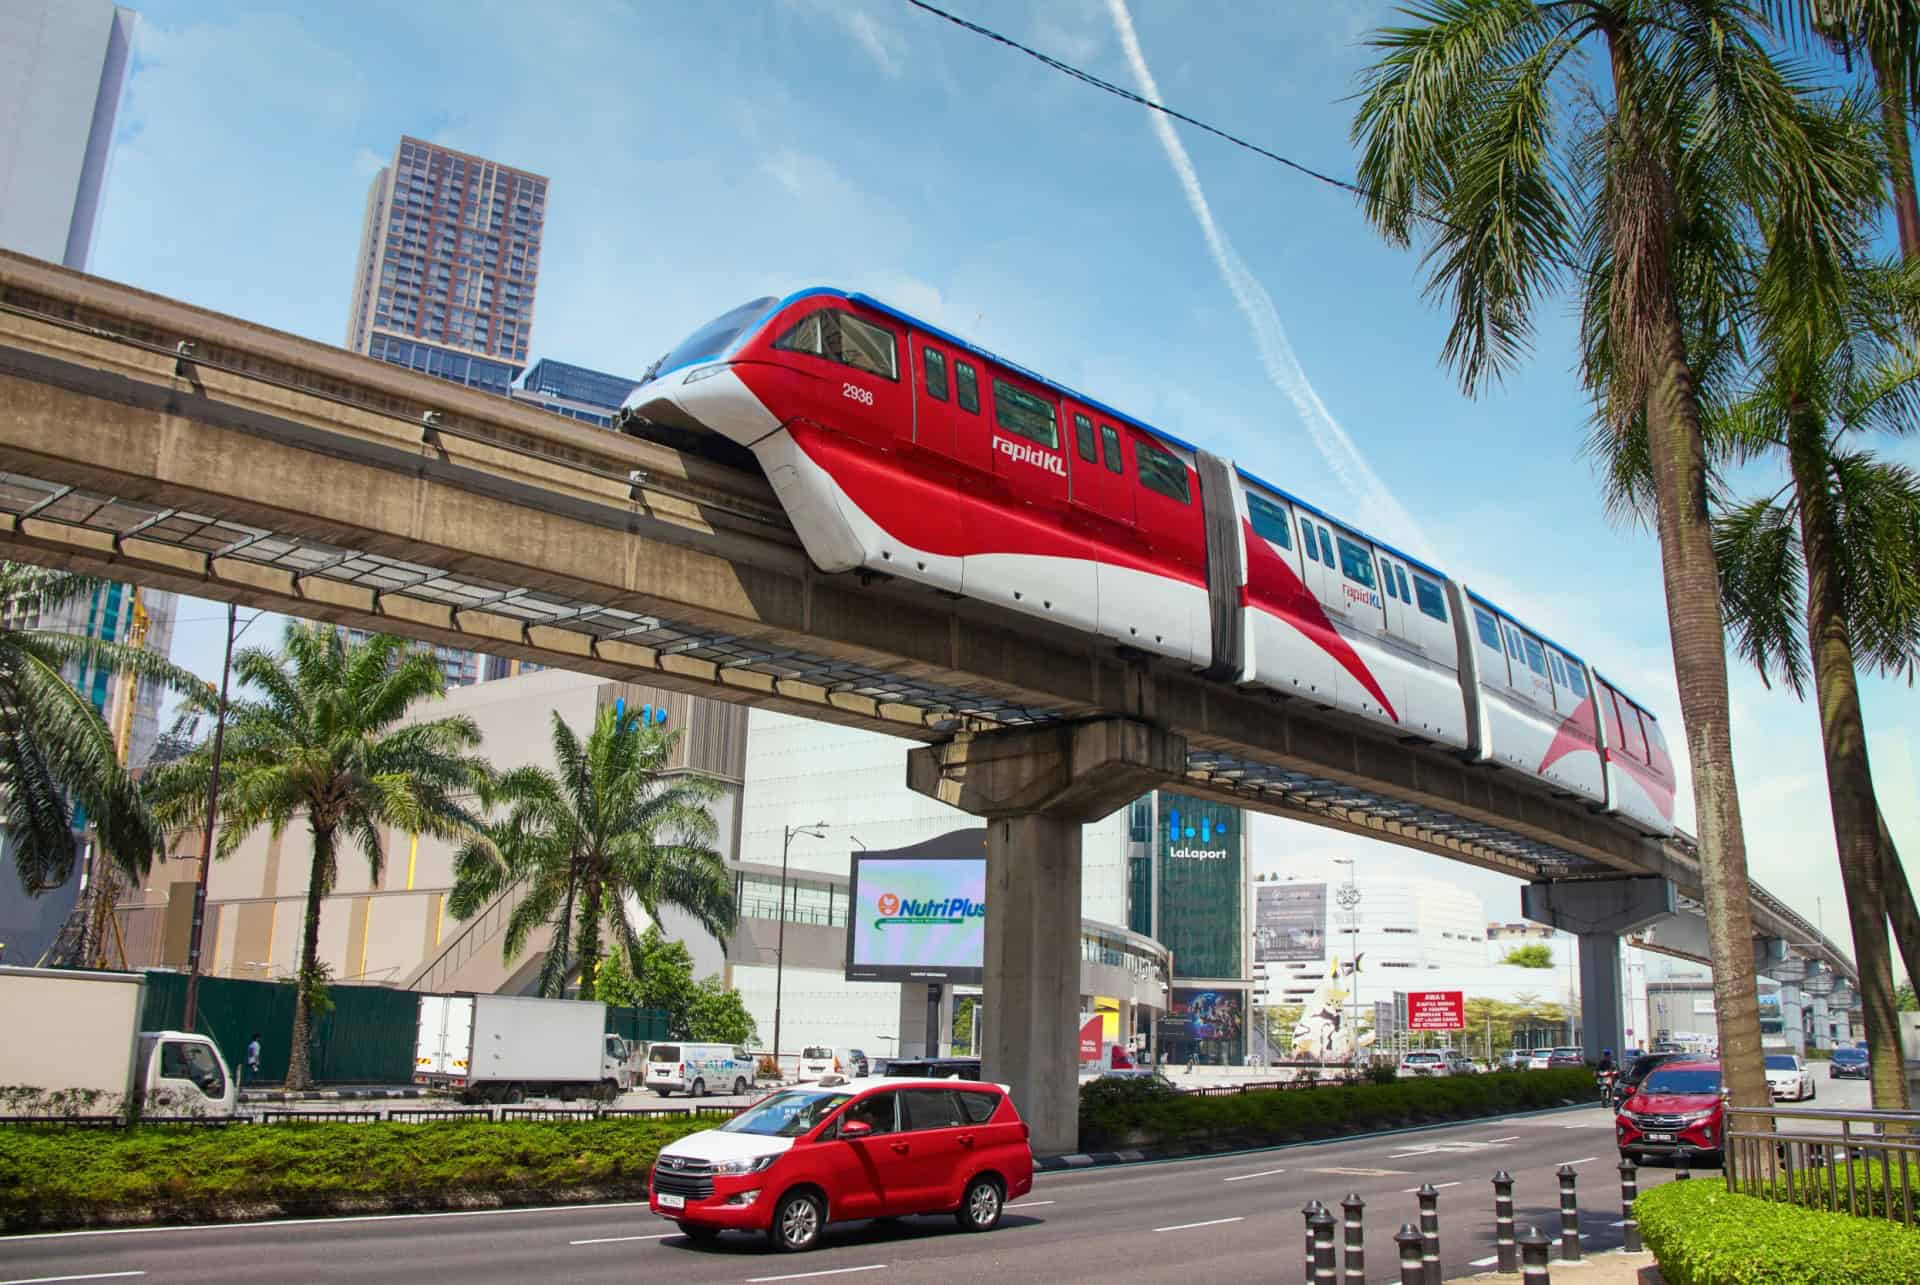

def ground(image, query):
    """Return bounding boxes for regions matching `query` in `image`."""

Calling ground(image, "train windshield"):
[652,296,777,378]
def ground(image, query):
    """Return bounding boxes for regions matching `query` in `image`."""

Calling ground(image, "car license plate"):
[658,1193,685,1210]
[1645,1132,1674,1143]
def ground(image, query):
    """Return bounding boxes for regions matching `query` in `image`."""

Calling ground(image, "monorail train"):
[626,289,1678,835]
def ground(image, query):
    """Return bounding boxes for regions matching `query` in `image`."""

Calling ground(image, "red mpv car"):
[649,1076,1035,1252]
[1615,1059,1725,1167]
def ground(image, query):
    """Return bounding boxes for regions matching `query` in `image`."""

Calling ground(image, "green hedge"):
[1079,1067,1593,1151]
[1639,1177,1920,1283]
[1734,1156,1920,1222]
[0,1118,707,1231]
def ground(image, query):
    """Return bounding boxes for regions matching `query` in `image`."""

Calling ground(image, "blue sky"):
[89,0,1917,955]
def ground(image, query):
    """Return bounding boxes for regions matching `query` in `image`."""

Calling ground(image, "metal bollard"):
[1492,1169,1518,1272]
[1676,1150,1691,1181]
[1618,1157,1642,1253]
[1302,1199,1325,1285]
[1311,1207,1338,1283]
[1556,1162,1581,1261]
[1520,1224,1553,1283]
[1340,1192,1366,1285]
[1395,1222,1426,1285]
[1417,1182,1441,1285]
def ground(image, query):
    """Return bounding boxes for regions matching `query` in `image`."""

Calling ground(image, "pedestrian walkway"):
[1454,1248,1664,1283]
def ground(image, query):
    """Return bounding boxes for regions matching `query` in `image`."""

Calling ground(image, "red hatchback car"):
[1616,1059,1725,1167]
[649,1076,1035,1252]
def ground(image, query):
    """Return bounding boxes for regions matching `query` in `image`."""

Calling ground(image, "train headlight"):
[683,363,730,384]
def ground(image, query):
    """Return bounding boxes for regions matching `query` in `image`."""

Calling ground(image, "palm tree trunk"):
[575,876,605,1000]
[286,827,334,1092]
[1878,808,1920,992]
[1787,414,1909,1108]
[1874,46,1920,262]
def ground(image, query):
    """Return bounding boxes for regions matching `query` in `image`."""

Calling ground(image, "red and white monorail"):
[627,289,1677,834]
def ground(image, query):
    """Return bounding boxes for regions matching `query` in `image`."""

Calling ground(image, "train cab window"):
[773,308,898,380]
[1395,566,1412,603]
[1317,526,1336,566]
[1247,492,1292,549]
[923,347,949,401]
[1100,424,1122,473]
[993,378,1059,448]
[1335,536,1377,588]
[955,360,979,413]
[1136,438,1191,503]
[1073,413,1097,463]
[1412,575,1448,622]
[1522,635,1549,678]
[1474,607,1502,651]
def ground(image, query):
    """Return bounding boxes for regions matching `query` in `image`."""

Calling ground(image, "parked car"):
[1616,1059,1725,1167]
[649,1076,1034,1251]
[1398,1052,1449,1078]
[798,1046,866,1082]
[1547,1046,1586,1068]
[1499,1049,1533,1071]
[646,1043,759,1098]
[1442,1050,1476,1076]
[1829,1047,1869,1079]
[880,1056,982,1081]
[1765,1053,1815,1102]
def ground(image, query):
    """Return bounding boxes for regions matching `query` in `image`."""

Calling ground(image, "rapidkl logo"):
[994,436,1066,476]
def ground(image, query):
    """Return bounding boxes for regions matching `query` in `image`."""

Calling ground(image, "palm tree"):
[1351,0,1854,1110]
[1711,246,1920,1107]
[145,624,489,1089]
[448,704,735,1001]
[0,565,200,895]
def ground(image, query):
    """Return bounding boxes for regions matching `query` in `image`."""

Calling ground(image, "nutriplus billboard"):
[1254,882,1327,963]
[844,852,985,984]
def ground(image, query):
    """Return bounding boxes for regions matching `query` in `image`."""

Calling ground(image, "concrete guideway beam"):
[908,719,1184,1155]
[1524,878,1674,1060]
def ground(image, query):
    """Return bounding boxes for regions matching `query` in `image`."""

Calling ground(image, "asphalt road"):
[2,1075,1873,1285]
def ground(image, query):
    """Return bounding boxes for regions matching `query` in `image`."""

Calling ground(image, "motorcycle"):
[1596,1069,1619,1108]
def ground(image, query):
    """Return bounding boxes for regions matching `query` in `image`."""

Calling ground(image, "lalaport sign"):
[1405,990,1466,1031]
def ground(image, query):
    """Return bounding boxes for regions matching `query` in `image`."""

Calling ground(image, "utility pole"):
[773,821,826,1079]
[183,603,238,1032]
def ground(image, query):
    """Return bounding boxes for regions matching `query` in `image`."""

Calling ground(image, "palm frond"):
[1715,494,1811,693]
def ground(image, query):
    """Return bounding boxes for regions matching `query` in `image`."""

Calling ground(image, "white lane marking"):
[1486,1136,1521,1143]
[1006,1200,1055,1208]
[1470,1256,1501,1267]
[1555,1157,1599,1167]
[571,1233,674,1245]
[1310,1166,1408,1177]
[746,1268,886,1283]
[1222,1167,1289,1182]
[2,1201,654,1242]
[1401,1181,1463,1192]
[1,1275,146,1285]
[1155,1216,1245,1232]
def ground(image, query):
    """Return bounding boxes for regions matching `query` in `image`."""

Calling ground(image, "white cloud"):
[846,11,905,77]
[351,145,385,178]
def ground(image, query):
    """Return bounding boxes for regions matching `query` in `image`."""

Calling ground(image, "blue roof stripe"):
[1464,589,1589,669]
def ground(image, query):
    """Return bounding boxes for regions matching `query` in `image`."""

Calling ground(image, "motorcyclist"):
[1596,1048,1619,1106]
[1597,1048,1617,1075]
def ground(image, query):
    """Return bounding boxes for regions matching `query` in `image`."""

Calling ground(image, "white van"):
[645,1042,758,1097]
[798,1045,865,1081]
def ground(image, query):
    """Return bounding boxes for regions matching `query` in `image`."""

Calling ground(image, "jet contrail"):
[1104,0,1432,560]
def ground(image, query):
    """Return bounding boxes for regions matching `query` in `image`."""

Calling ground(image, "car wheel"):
[653,1088,672,1098]
[677,1222,721,1243]
[772,1190,826,1252]
[1808,1083,1816,1101]
[503,1084,525,1105]
[734,1077,748,1096]
[956,1174,1004,1233]
[691,1078,706,1098]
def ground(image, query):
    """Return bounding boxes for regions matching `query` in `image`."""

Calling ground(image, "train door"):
[1324,525,1398,725]
[913,339,954,458]
[948,356,991,474]
[985,374,1069,504]
[1239,487,1341,702]
[1095,428,1204,663]
[1386,560,1468,747]
[1542,645,1603,801]
[1067,408,1131,529]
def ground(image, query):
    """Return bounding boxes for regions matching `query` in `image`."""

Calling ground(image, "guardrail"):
[1724,1104,1920,1227]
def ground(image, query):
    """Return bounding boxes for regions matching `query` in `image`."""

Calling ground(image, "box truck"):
[414,993,634,1103]
[0,966,237,1118]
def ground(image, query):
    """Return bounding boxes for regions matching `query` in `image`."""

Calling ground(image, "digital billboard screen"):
[844,853,985,984]
[1255,883,1326,963]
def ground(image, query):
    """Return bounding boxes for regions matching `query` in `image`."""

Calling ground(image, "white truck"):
[0,966,238,1118]
[414,992,635,1104]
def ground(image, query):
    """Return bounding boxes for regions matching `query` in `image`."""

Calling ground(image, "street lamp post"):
[183,602,241,1032]
[773,821,827,1080]
[1334,858,1361,1062]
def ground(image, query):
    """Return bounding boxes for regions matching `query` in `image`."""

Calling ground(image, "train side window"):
[1522,635,1549,678]
[1300,517,1317,560]
[1549,653,1567,686]
[1564,660,1588,698]
[1136,438,1191,503]
[1100,424,1122,473]
[923,347,948,401]
[1335,536,1377,588]
[1395,566,1411,603]
[1073,413,1097,463]
[773,308,898,380]
[1318,526,1335,566]
[1380,560,1397,599]
[1474,608,1502,651]
[1504,624,1524,661]
[955,360,979,413]
[1247,492,1292,549]
[993,378,1059,448]
[1412,575,1447,622]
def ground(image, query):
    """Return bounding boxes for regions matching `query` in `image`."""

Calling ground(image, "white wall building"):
[1253,869,1489,1008]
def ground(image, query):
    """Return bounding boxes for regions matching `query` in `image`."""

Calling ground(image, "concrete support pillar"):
[908,717,1184,1156]
[1523,877,1675,1061]
[1809,992,1831,1050]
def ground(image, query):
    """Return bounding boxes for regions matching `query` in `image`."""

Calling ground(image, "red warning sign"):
[1406,990,1466,1031]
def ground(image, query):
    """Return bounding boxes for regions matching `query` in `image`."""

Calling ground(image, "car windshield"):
[652,296,777,379]
[1765,1055,1798,1070]
[719,1089,852,1137]
[803,1047,833,1060]
[1834,1049,1868,1062]
[1642,1068,1722,1094]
